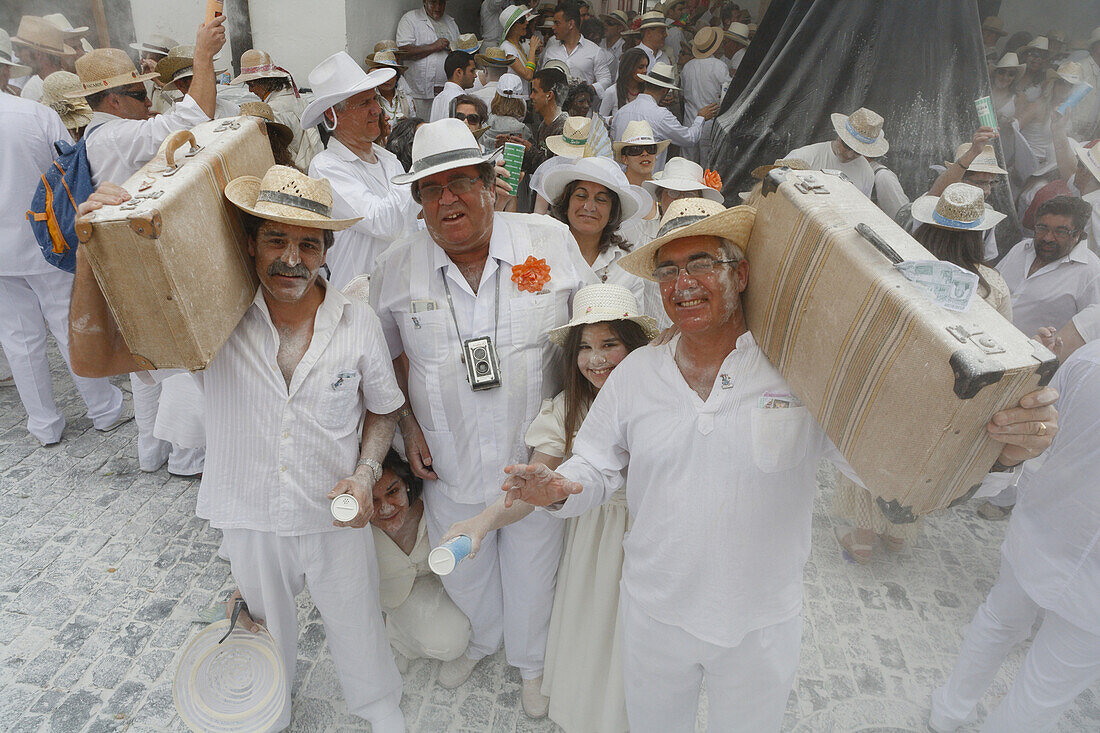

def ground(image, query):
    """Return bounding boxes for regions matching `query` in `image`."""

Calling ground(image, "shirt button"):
[283,431,290,438]
[280,466,287,472]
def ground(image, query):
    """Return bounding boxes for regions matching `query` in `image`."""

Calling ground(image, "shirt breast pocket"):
[401,310,450,363]
[318,371,362,431]
[750,406,813,474]
[509,291,568,347]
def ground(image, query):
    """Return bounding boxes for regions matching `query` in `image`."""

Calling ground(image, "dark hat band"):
[256,190,332,217]
[410,146,488,174]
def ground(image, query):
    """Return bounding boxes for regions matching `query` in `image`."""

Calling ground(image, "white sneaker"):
[521,676,549,719]
[96,401,135,433]
[437,655,479,689]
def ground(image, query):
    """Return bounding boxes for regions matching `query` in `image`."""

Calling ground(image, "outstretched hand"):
[501,463,582,508]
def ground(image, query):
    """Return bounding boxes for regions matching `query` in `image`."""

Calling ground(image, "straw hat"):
[0,30,32,77]
[500,4,537,40]
[601,10,629,28]
[374,40,398,54]
[1072,139,1100,186]
[40,71,93,129]
[750,158,810,179]
[155,45,229,91]
[456,34,482,54]
[981,16,1007,37]
[910,183,1006,232]
[67,48,159,97]
[617,198,756,281]
[225,165,362,231]
[662,0,688,17]
[365,50,407,72]
[476,46,516,67]
[548,283,659,345]
[230,49,291,85]
[949,144,1008,175]
[130,33,177,58]
[636,11,668,31]
[239,101,294,150]
[992,52,1024,72]
[42,13,88,39]
[831,107,889,158]
[300,51,395,129]
[643,157,724,203]
[545,116,593,157]
[495,72,525,99]
[612,119,671,161]
[724,22,751,45]
[637,61,680,90]
[692,27,724,59]
[11,16,77,57]
[1053,60,1085,85]
[541,155,642,219]
[391,118,499,185]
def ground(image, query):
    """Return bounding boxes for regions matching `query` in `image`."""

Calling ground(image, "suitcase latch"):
[120,190,164,210]
[214,120,241,132]
[792,173,829,195]
[946,325,1005,355]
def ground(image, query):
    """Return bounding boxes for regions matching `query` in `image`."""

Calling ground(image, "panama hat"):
[750,158,810,179]
[911,183,1006,232]
[40,71,93,129]
[374,40,398,54]
[636,11,668,31]
[643,157,724,203]
[692,27,724,59]
[548,283,659,345]
[617,198,756,281]
[231,49,292,85]
[612,120,671,161]
[225,165,362,230]
[724,22,751,45]
[831,107,889,158]
[155,45,229,91]
[992,52,1024,72]
[391,118,499,185]
[239,101,294,150]
[982,16,1008,37]
[476,46,517,67]
[1072,139,1100,185]
[300,51,395,129]
[456,34,482,54]
[42,13,89,38]
[601,10,629,28]
[500,4,537,40]
[11,16,77,57]
[948,144,1008,175]
[546,116,594,157]
[542,156,642,219]
[1052,60,1086,85]
[67,48,159,97]
[0,30,32,77]
[365,50,407,72]
[1023,36,1049,53]
[637,61,679,90]
[130,33,177,57]
[495,72,525,99]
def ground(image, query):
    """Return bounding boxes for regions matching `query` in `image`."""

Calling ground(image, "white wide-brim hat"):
[130,33,177,57]
[300,51,395,129]
[391,118,499,185]
[642,156,724,203]
[1072,138,1100,187]
[910,183,1006,232]
[547,283,659,345]
[541,156,642,220]
[948,144,1008,175]
[830,107,889,158]
[225,165,362,231]
[637,62,680,90]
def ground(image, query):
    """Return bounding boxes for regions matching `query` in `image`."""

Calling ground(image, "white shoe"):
[437,655,479,689]
[521,676,549,719]
[96,401,135,433]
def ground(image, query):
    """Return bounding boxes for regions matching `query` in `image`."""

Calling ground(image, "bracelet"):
[525,61,536,70]
[356,457,383,484]
[395,406,412,421]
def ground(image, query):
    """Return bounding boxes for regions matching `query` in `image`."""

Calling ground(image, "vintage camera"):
[462,336,501,391]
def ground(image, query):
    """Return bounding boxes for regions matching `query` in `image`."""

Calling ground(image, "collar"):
[89,109,121,126]
[1024,238,1093,266]
[444,80,463,92]
[429,212,515,275]
[326,136,373,163]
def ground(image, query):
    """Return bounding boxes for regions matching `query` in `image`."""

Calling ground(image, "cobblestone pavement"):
[1,355,1098,732]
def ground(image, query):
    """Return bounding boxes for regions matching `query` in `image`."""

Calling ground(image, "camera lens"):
[473,347,487,360]
[476,362,490,375]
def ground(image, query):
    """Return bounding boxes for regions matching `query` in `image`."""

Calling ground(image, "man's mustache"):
[268,260,311,278]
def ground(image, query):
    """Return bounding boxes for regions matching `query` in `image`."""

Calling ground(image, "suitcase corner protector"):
[75,219,94,243]
[949,349,1005,400]
[127,209,162,239]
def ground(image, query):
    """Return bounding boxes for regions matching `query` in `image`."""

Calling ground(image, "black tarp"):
[707,0,1020,253]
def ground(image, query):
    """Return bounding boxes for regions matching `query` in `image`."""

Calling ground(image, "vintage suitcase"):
[743,169,1057,521]
[75,117,274,371]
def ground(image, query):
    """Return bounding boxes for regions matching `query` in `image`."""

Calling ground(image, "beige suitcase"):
[76,117,274,371]
[744,169,1057,521]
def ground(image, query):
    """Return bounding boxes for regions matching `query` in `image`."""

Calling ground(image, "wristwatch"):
[356,457,383,484]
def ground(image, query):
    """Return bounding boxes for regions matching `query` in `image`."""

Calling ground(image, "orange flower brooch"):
[511,256,552,293]
[703,169,723,192]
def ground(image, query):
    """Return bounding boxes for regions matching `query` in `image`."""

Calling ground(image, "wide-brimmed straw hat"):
[500,4,537,40]
[546,116,594,157]
[225,165,361,231]
[391,118,499,185]
[456,34,482,53]
[724,22,751,45]
[42,14,90,51]
[692,27,724,59]
[1052,60,1086,85]
[617,198,756,281]
[374,40,398,54]
[612,120,671,161]
[130,33,177,58]
[67,48,159,97]
[992,52,1024,72]
[636,11,668,31]
[0,30,32,77]
[643,157,724,203]
[831,107,889,158]
[365,50,407,72]
[239,102,294,150]
[949,144,1008,175]
[910,183,1006,232]
[11,16,77,57]
[1072,139,1100,185]
[637,62,679,90]
[548,283,659,345]
[40,71,93,129]
[300,51,395,129]
[982,16,1008,37]
[750,158,810,179]
[231,49,292,85]
[476,46,516,67]
[541,155,642,219]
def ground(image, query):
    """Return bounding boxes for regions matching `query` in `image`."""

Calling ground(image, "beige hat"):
[391,118,499,185]
[239,101,294,150]
[692,27,724,59]
[612,119,671,161]
[155,45,228,91]
[476,46,516,67]
[643,157,724,203]
[11,16,78,57]
[1072,139,1100,186]
[601,10,629,27]
[546,116,593,157]
[950,144,1008,175]
[750,158,810,179]
[831,107,889,158]
[982,16,1007,37]
[618,197,756,281]
[1023,36,1049,53]
[365,50,407,72]
[40,71,94,129]
[636,11,668,31]
[548,283,659,345]
[1053,60,1086,85]
[130,33,178,57]
[0,29,32,77]
[67,48,159,97]
[456,34,482,53]
[225,165,361,231]
[637,61,679,90]
[42,13,89,39]
[724,22,751,45]
[374,40,398,53]
[230,49,291,85]
[910,183,1006,232]
[992,52,1024,71]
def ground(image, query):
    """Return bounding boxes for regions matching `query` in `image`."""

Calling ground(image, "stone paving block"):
[16,647,69,686]
[48,689,104,732]
[91,653,134,688]
[0,683,41,729]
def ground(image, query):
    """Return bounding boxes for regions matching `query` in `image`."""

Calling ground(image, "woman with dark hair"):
[384,116,425,172]
[598,47,648,123]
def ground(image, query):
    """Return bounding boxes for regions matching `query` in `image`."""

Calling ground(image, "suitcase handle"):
[163,130,200,173]
[855,223,904,265]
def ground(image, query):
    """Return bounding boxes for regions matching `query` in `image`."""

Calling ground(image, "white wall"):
[250,0,347,83]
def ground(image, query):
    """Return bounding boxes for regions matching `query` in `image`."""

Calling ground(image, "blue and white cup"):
[1057,82,1094,116]
[429,535,473,575]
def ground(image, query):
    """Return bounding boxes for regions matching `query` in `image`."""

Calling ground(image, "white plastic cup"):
[330,494,360,522]
[428,535,473,576]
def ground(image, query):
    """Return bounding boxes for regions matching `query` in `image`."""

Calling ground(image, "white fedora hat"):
[225,165,362,231]
[300,51,395,130]
[1053,60,1086,85]
[724,22,751,45]
[547,283,659,345]
[612,119,671,161]
[637,62,679,90]
[992,52,1024,71]
[130,33,178,57]
[910,183,1006,232]
[391,118,499,185]
[949,144,1008,175]
[541,156,642,220]
[0,29,32,77]
[643,157,724,203]
[830,107,889,158]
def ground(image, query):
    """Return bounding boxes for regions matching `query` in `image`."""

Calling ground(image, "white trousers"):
[386,572,471,662]
[619,589,802,733]
[423,489,564,679]
[930,556,1100,733]
[130,374,171,471]
[221,528,405,733]
[0,271,123,443]
[153,373,205,476]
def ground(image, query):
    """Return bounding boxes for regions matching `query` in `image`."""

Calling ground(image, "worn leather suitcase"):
[744,169,1057,520]
[76,117,273,371]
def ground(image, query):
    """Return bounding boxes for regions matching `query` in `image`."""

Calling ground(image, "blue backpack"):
[25,126,100,274]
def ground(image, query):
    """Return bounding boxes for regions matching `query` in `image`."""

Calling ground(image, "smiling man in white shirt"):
[501,198,1059,733]
[540,0,613,96]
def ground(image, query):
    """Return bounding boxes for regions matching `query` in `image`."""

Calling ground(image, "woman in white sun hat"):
[499,3,541,95]
[442,283,658,733]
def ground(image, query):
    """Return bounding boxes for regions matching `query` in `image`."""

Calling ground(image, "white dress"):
[529,394,630,733]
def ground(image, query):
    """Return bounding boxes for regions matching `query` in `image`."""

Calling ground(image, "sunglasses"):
[454,112,483,127]
[621,144,658,157]
[113,88,149,103]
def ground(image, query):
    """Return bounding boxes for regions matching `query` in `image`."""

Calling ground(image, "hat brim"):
[163,66,229,92]
[541,164,641,220]
[830,112,889,157]
[612,138,672,161]
[982,26,1008,37]
[475,53,516,67]
[618,204,756,281]
[723,31,750,45]
[642,177,724,202]
[503,8,538,39]
[693,37,722,58]
[1072,140,1100,186]
[224,176,362,231]
[11,37,77,56]
[910,194,1006,232]
[944,158,1008,176]
[548,311,660,345]
[364,56,408,73]
[129,42,172,56]
[65,70,160,97]
[636,72,679,90]
[230,68,293,85]
[390,146,499,185]
[0,58,32,76]
[299,67,396,129]
[545,136,589,158]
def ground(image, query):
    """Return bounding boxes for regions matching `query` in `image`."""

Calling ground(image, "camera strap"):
[440,266,501,362]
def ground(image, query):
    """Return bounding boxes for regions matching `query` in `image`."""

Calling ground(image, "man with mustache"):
[67,165,408,732]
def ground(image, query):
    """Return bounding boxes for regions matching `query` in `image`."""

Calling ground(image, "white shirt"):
[472,80,498,107]
[600,37,625,67]
[480,0,510,45]
[996,238,1100,339]
[308,139,415,288]
[430,80,467,122]
[86,94,211,186]
[1004,339,1100,633]
[553,332,855,646]
[265,87,323,171]
[681,56,730,121]
[727,47,746,75]
[611,93,705,169]
[1073,302,1100,341]
[370,212,596,504]
[541,36,614,96]
[19,74,43,102]
[869,162,908,221]
[396,8,460,99]
[1083,187,1100,257]
[192,284,404,535]
[639,43,670,70]
[1069,54,1099,142]
[786,140,875,198]
[0,92,71,276]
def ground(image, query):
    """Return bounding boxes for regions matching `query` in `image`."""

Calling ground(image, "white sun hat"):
[0,29,32,77]
[830,106,889,158]
[636,61,680,90]
[948,144,1008,175]
[612,119,671,161]
[547,283,660,345]
[910,182,1006,232]
[541,155,642,219]
[500,4,537,41]
[300,51,395,130]
[390,118,499,185]
[643,157,724,203]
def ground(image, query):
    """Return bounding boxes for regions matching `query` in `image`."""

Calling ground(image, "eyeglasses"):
[416,175,483,203]
[621,144,658,157]
[1034,224,1077,240]
[113,88,149,102]
[653,255,739,283]
[453,112,484,127]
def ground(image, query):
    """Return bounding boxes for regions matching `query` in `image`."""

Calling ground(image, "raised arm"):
[927,127,997,196]
[188,16,227,119]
